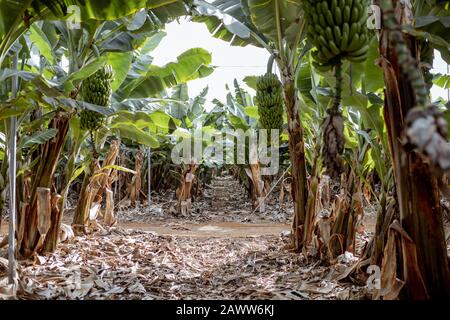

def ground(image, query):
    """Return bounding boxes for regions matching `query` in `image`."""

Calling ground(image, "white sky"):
[152,19,449,106]
[152,19,269,104]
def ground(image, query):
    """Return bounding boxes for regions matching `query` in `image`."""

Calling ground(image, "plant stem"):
[90,130,98,158]
[332,59,342,114]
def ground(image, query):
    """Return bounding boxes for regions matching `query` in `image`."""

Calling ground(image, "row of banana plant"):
[0,0,214,256]
[0,0,449,299]
[189,0,450,299]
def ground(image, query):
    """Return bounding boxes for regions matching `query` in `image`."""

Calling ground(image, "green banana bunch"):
[255,73,284,135]
[304,0,371,70]
[79,64,114,132]
[304,0,371,177]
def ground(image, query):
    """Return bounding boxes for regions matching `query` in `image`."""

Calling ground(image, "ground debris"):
[114,175,293,225]
[10,229,365,300]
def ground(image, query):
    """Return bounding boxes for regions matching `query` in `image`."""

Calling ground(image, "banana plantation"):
[0,0,449,302]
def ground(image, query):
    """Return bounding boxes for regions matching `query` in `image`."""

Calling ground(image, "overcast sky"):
[152,19,449,106]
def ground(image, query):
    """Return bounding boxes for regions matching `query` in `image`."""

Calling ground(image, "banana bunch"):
[304,0,370,70]
[80,64,114,132]
[255,73,284,133]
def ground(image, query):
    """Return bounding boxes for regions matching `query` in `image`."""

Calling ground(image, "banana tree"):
[375,0,450,299]
[0,1,197,257]
[213,80,265,208]
[8,17,130,247]
[163,83,229,214]
[193,0,311,250]
[0,0,193,207]
[61,25,213,230]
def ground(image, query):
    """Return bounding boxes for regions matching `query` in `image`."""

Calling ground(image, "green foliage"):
[191,0,257,47]
[20,128,58,149]
[247,0,303,47]
[116,48,214,100]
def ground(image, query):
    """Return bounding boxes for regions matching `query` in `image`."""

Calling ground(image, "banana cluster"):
[80,64,114,132]
[304,0,370,70]
[255,73,284,133]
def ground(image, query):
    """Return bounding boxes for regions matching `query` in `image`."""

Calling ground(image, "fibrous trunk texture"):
[246,162,266,212]
[177,162,198,215]
[378,0,450,299]
[72,140,120,234]
[281,66,308,251]
[19,110,70,258]
[314,167,364,263]
[128,149,143,205]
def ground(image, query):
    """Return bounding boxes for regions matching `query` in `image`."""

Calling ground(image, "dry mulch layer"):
[0,228,369,300]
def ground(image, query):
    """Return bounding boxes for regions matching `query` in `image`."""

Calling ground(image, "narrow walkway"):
[119,221,289,238]
[118,174,289,236]
[209,175,249,211]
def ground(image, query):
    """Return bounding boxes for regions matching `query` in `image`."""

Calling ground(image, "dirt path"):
[0,174,289,239]
[2,220,290,239]
[118,221,290,238]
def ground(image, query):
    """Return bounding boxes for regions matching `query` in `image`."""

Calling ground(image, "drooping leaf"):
[117,48,214,99]
[433,74,450,89]
[140,30,166,55]
[43,97,115,116]
[244,106,259,119]
[107,52,133,91]
[20,128,58,149]
[247,0,303,47]
[63,56,108,92]
[112,123,159,147]
[192,0,257,47]
[100,164,136,174]
[29,24,54,64]
[243,76,258,90]
[363,37,384,93]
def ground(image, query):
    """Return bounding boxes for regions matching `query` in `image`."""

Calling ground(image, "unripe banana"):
[343,6,351,23]
[347,34,361,52]
[304,0,370,70]
[329,41,341,55]
[347,44,369,57]
[325,27,334,42]
[256,73,284,134]
[79,64,114,132]
[303,0,371,176]
[334,26,342,46]
[334,7,342,25]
